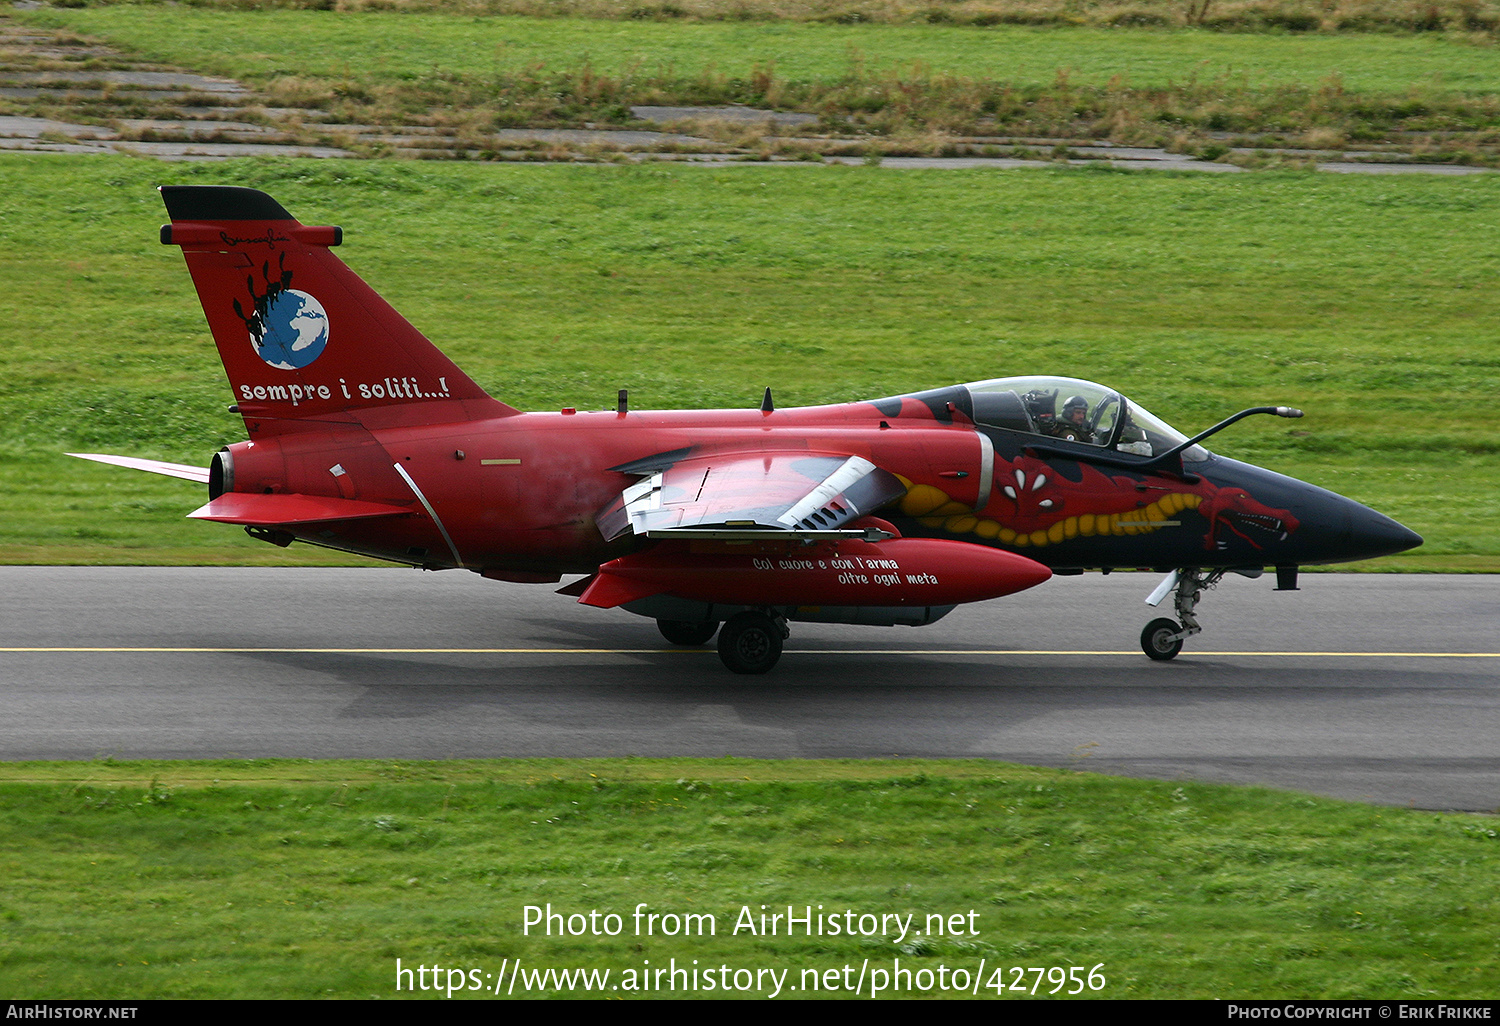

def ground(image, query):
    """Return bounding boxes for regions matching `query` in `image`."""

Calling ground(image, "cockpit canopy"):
[964,376,1208,462]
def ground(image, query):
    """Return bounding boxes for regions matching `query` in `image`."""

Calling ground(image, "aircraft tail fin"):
[159,185,518,434]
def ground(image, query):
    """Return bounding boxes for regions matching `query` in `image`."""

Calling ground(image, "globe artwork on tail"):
[254,288,329,369]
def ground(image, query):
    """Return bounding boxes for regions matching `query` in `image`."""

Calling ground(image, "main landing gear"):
[717,611,790,674]
[657,613,790,673]
[1140,568,1226,661]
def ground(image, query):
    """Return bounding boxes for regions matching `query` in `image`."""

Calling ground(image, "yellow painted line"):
[480,458,521,465]
[0,647,674,654]
[1,647,1498,658]
[807,651,1500,658]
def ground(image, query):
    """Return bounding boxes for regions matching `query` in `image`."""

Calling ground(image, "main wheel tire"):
[1141,618,1185,661]
[717,612,783,674]
[657,619,718,646]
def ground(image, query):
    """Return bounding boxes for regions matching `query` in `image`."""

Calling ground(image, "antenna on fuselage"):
[761,388,774,413]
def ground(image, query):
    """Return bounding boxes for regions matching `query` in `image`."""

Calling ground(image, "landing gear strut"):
[1140,568,1225,661]
[717,611,789,674]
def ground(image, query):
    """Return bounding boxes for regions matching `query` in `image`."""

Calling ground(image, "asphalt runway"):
[2,567,1496,811]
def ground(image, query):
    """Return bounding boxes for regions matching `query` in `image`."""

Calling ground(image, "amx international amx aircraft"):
[72,186,1422,672]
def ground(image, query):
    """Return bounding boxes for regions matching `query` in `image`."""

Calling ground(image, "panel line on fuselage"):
[975,431,995,514]
[393,462,464,568]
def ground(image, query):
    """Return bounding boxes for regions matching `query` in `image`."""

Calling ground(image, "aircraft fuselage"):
[214,394,1416,581]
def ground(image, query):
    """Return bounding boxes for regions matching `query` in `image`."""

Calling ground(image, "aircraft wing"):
[596,451,906,542]
[68,452,210,484]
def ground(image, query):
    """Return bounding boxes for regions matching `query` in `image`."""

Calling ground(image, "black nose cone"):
[1346,502,1423,561]
[1202,457,1422,565]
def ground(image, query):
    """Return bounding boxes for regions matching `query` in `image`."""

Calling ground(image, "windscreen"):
[965,376,1208,461]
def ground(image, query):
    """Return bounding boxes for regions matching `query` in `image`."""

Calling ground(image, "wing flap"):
[188,492,411,526]
[597,451,906,542]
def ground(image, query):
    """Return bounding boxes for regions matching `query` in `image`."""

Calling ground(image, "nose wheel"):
[716,611,789,674]
[1141,618,1186,661]
[1141,568,1225,660]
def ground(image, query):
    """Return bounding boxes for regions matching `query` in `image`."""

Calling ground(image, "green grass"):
[15,7,1500,151]
[0,758,1496,998]
[21,7,1500,93]
[47,0,1500,36]
[1,155,1496,565]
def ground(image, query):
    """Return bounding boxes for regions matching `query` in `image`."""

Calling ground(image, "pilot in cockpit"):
[1049,395,1094,444]
[1023,388,1094,444]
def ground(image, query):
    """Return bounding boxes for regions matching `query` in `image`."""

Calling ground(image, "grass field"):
[47,0,1500,35]
[22,7,1500,92]
[0,758,1496,998]
[2,154,1495,568]
[14,6,1500,152]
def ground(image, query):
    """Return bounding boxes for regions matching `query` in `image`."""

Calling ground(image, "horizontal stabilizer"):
[188,492,411,526]
[68,453,209,484]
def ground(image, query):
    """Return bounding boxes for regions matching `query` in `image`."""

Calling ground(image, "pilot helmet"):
[1062,395,1088,420]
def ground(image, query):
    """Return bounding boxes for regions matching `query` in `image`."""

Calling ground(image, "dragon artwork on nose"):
[1195,486,1300,551]
[899,455,1299,553]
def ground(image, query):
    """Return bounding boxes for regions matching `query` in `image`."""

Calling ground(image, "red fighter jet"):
[72,186,1422,672]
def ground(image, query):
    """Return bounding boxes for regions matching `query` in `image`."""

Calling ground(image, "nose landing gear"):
[1141,617,1185,661]
[1140,568,1226,661]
